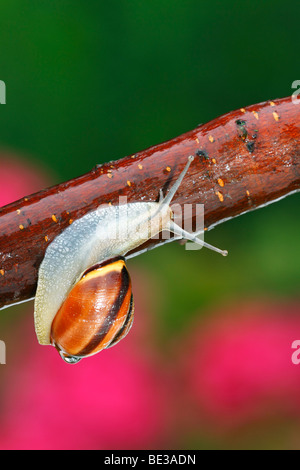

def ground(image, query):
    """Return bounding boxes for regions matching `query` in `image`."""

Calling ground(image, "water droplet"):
[59,350,82,364]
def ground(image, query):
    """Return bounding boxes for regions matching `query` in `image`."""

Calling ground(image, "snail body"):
[34,156,227,363]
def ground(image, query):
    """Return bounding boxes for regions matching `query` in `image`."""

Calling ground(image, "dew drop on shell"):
[59,350,82,364]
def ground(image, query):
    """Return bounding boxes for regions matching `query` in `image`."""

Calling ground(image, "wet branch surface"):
[0,96,299,309]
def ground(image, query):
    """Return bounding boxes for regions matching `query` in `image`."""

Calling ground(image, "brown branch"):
[0,96,299,309]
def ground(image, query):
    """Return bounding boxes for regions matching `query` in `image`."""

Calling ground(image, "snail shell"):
[51,257,134,362]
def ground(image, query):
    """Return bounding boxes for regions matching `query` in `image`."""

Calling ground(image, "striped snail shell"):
[50,257,134,364]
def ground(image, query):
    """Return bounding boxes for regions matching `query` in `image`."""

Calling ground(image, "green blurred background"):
[0,0,299,450]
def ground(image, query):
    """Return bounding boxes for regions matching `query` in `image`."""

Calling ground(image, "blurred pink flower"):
[0,269,174,450]
[180,300,300,430]
[0,151,49,207]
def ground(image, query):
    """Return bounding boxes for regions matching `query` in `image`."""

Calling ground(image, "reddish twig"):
[0,96,299,309]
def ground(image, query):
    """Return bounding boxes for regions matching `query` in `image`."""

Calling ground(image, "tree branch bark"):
[0,96,299,309]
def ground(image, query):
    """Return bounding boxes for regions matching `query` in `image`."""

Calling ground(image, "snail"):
[34,156,228,363]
